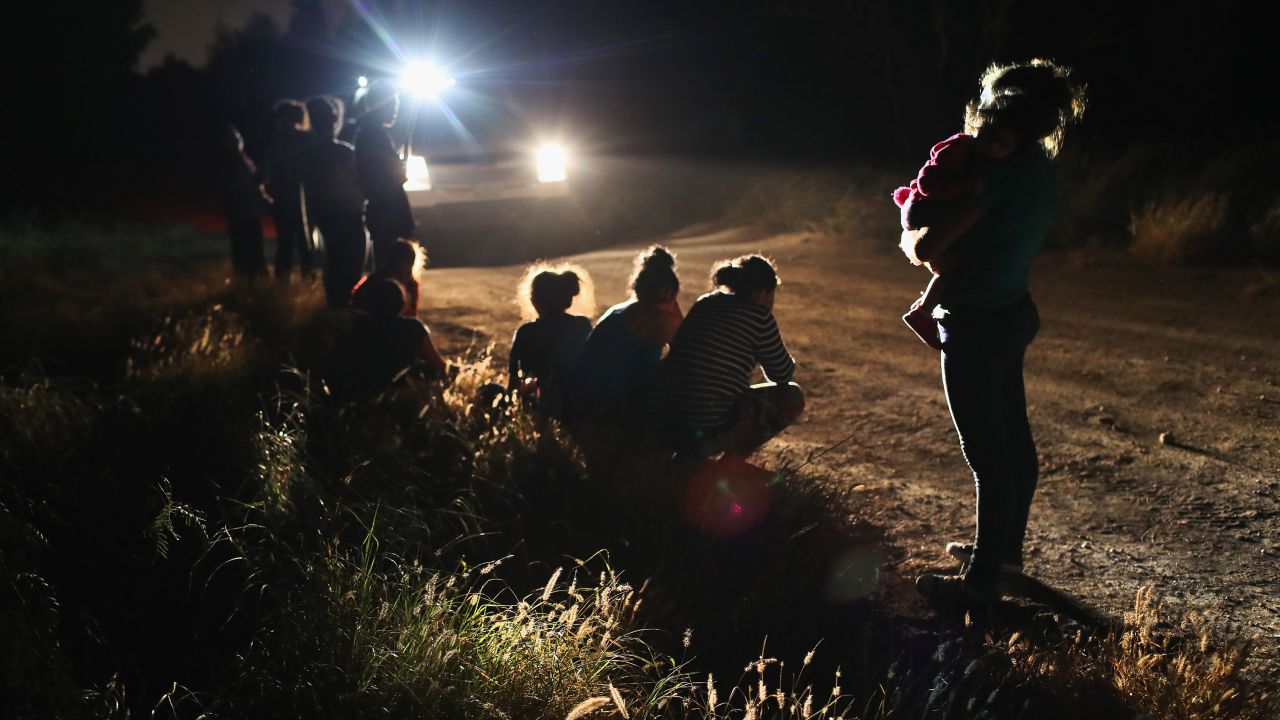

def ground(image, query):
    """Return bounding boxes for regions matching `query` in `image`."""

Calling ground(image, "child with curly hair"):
[508,265,594,419]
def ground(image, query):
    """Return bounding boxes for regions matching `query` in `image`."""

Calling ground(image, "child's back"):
[893,133,979,231]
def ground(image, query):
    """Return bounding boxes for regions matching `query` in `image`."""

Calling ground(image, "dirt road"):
[423,224,1280,673]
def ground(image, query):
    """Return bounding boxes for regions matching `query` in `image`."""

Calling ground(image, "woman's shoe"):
[915,572,1000,605]
[945,542,1024,575]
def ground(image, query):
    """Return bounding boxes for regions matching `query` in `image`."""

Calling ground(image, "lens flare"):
[678,457,774,538]
[401,61,455,98]
[536,143,567,183]
[404,155,431,191]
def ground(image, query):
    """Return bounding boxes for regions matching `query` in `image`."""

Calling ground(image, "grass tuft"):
[1129,192,1231,263]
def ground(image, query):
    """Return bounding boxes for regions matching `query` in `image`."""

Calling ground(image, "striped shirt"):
[650,291,795,429]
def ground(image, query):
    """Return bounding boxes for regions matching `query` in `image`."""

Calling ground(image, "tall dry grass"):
[1000,587,1276,720]
[4,222,1278,719]
[1129,192,1231,263]
[1107,588,1273,719]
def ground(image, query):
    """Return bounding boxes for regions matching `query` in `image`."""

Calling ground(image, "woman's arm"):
[418,328,448,378]
[755,314,796,384]
[507,328,523,391]
[903,200,984,264]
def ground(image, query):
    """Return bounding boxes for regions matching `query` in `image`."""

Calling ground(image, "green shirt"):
[940,146,1055,309]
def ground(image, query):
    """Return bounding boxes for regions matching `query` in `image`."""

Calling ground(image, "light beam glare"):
[401,60,455,98]
[348,0,406,62]
[431,100,484,159]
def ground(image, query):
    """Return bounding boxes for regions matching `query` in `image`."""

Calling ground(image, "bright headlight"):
[404,155,431,191]
[400,61,455,99]
[536,144,567,183]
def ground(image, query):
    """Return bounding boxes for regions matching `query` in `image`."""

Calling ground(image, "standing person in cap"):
[354,83,415,271]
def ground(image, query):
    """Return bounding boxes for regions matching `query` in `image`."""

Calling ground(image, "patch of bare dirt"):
[424,224,1280,675]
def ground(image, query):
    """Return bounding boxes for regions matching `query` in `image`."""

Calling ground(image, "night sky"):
[6,0,1275,215]
[140,0,294,69]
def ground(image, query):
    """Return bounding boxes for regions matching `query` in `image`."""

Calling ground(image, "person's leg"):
[273,204,295,280]
[284,199,312,278]
[228,218,248,275]
[1001,300,1040,567]
[370,231,396,272]
[230,218,266,278]
[294,202,315,277]
[939,318,1017,590]
[320,214,368,307]
[248,218,267,277]
[725,381,805,458]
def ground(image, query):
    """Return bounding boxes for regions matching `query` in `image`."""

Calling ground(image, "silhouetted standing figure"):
[906,60,1087,605]
[217,123,267,278]
[265,99,313,281]
[354,83,414,271]
[298,96,367,307]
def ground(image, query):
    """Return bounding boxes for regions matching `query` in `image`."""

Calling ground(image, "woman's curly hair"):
[964,58,1087,157]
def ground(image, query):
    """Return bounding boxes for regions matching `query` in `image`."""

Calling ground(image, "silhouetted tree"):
[5,1,154,214]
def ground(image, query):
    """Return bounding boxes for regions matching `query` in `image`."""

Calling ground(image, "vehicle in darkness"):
[401,98,571,210]
[353,64,572,213]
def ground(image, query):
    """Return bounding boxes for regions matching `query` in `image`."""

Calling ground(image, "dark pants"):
[367,197,413,272]
[369,231,396,272]
[315,212,367,307]
[938,295,1040,585]
[228,217,266,277]
[272,196,312,279]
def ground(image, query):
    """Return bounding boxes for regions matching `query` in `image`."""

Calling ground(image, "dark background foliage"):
[4,0,1273,217]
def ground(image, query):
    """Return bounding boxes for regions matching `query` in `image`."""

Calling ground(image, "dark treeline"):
[7,0,1272,217]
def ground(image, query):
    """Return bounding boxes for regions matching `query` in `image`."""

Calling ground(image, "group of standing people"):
[221,57,1086,609]
[217,85,415,309]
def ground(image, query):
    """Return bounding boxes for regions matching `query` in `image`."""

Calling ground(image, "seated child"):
[350,239,422,317]
[330,279,446,399]
[893,110,1023,349]
[508,266,593,419]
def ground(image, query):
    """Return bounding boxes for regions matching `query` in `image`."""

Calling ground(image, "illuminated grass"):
[1129,192,1230,263]
[3,224,1278,719]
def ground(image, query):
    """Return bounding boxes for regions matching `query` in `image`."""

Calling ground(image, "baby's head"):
[383,239,421,281]
[972,121,1022,160]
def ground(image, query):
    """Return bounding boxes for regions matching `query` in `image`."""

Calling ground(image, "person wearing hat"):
[354,82,415,272]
